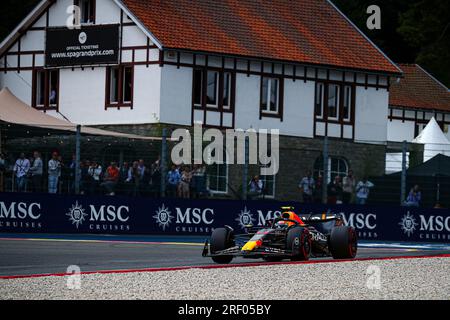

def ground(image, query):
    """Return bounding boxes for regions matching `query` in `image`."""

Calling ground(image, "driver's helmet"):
[278,207,305,227]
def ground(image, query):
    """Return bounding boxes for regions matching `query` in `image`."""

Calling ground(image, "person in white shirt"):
[48,152,61,194]
[299,171,315,203]
[13,153,30,192]
[355,177,375,205]
[342,170,356,204]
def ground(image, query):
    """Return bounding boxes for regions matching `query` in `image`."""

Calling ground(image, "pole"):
[400,140,407,205]
[322,136,329,204]
[74,125,81,194]
[160,127,167,197]
[242,136,249,200]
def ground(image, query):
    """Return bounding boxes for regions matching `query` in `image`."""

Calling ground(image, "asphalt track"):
[0,233,449,277]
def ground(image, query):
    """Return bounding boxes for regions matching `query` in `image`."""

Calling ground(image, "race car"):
[202,206,357,264]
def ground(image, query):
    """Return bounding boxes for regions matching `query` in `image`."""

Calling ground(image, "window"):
[193,69,234,110]
[327,84,339,119]
[260,174,276,198]
[222,72,232,110]
[106,65,133,108]
[207,162,228,193]
[75,0,96,24]
[261,77,281,115]
[33,69,59,110]
[342,85,352,121]
[314,82,354,122]
[315,82,324,118]
[206,71,218,106]
[314,156,348,182]
[193,69,203,106]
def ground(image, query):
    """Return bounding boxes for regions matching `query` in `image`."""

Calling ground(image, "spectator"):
[355,177,375,205]
[0,153,6,192]
[327,176,343,205]
[29,151,43,192]
[101,162,120,195]
[313,174,323,203]
[150,160,162,198]
[179,166,192,198]
[88,160,103,194]
[118,162,130,194]
[79,160,91,195]
[342,170,356,204]
[299,170,315,203]
[404,185,421,207]
[167,165,181,197]
[127,161,141,196]
[248,175,264,199]
[138,159,146,179]
[48,152,61,194]
[13,153,30,192]
[191,164,208,198]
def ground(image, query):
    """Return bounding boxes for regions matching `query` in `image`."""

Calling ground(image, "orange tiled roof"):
[390,64,450,112]
[122,0,400,74]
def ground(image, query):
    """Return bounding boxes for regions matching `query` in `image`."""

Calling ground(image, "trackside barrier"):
[0,192,449,243]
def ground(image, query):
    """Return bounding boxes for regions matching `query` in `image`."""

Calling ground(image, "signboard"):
[45,24,119,67]
[0,192,449,243]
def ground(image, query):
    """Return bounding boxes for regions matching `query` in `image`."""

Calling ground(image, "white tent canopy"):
[0,87,163,141]
[413,117,450,162]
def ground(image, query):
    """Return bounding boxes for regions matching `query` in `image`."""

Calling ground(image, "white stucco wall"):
[354,87,389,143]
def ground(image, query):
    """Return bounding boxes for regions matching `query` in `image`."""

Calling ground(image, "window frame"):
[314,81,355,124]
[327,83,340,121]
[32,68,59,111]
[314,156,349,183]
[260,76,284,119]
[105,65,134,109]
[74,0,96,25]
[192,67,235,112]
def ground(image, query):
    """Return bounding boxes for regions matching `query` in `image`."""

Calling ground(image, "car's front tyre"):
[287,227,311,261]
[210,227,234,264]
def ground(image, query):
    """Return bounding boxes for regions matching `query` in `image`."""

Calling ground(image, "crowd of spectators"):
[0,151,426,206]
[0,151,211,199]
[298,170,378,205]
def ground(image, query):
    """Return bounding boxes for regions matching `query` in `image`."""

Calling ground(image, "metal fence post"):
[160,127,167,197]
[75,125,81,194]
[400,140,407,205]
[242,136,249,200]
[322,136,329,204]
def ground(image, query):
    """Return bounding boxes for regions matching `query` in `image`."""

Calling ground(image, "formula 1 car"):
[202,207,357,264]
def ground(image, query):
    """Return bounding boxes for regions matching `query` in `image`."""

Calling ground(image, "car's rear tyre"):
[210,228,234,264]
[329,226,357,259]
[287,227,311,261]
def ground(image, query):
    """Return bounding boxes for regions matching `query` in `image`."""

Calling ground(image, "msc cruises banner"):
[0,192,449,243]
[45,24,120,67]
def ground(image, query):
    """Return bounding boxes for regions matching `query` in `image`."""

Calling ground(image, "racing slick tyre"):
[210,228,235,264]
[286,227,311,261]
[329,226,357,259]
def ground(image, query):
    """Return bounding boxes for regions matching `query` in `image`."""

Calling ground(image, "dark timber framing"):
[313,80,356,140]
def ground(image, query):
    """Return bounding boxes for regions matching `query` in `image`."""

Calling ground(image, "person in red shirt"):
[101,162,120,195]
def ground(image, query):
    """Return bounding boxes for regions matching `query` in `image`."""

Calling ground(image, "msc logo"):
[67,202,130,229]
[153,204,215,231]
[399,211,418,237]
[235,206,256,229]
[153,204,174,231]
[67,202,88,229]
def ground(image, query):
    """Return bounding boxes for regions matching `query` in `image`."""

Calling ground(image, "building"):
[0,0,402,200]
[388,64,450,142]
